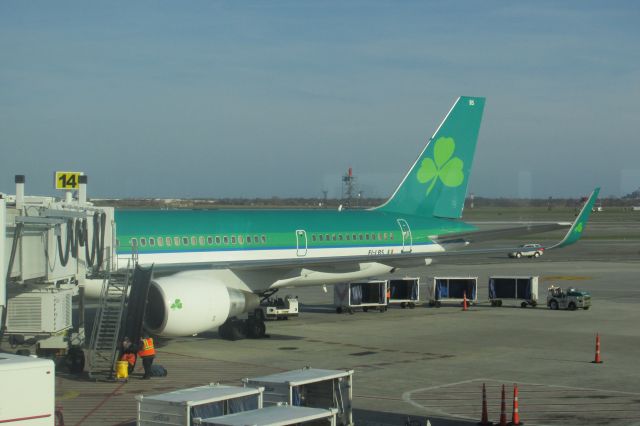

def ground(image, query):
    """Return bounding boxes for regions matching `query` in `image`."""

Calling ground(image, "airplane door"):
[296,230,308,256]
[397,219,412,253]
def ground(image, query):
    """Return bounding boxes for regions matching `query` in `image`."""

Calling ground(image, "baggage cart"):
[243,367,353,426]
[136,383,264,426]
[387,277,420,308]
[194,405,337,426]
[428,277,477,307]
[488,276,539,307]
[334,280,387,313]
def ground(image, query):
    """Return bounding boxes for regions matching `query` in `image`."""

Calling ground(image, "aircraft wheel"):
[219,319,247,341]
[247,319,266,338]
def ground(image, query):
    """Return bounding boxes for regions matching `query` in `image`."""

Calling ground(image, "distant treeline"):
[92,196,639,210]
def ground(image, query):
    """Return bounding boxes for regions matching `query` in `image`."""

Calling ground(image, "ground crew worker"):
[387,286,391,302]
[137,336,156,379]
[120,336,136,374]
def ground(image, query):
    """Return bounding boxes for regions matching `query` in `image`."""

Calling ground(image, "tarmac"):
[52,231,639,425]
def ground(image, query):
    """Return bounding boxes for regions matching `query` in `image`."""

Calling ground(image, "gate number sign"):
[55,171,82,190]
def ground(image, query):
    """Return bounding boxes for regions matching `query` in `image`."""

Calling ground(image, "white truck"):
[547,286,592,310]
[260,295,299,320]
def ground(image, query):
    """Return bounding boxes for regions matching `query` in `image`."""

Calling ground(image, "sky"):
[1,1,639,199]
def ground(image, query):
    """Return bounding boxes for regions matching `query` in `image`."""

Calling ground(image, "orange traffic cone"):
[477,383,492,425]
[463,291,468,311]
[498,384,507,426]
[591,333,603,364]
[509,384,523,425]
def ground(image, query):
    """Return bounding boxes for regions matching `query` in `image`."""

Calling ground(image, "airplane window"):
[390,233,394,240]
[174,236,180,246]
[378,233,383,240]
[157,237,163,247]
[359,234,364,241]
[372,233,376,240]
[352,234,357,240]
[246,236,252,244]
[312,235,316,242]
[223,236,229,244]
[130,238,137,247]
[140,237,147,247]
[325,234,330,241]
[254,235,259,244]
[319,234,324,241]
[261,235,266,243]
[191,236,197,246]
[338,234,343,241]
[207,236,213,245]
[182,237,189,245]
[215,236,221,244]
[149,238,155,246]
[346,234,350,240]
[365,234,369,240]
[166,237,172,246]
[384,233,388,240]
[231,236,237,244]
[238,236,243,244]
[332,234,337,241]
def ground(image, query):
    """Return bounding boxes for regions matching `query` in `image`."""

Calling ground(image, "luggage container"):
[194,405,337,426]
[136,383,264,426]
[0,353,55,426]
[334,280,387,313]
[387,277,420,308]
[428,277,477,307]
[489,276,539,307]
[243,367,353,426]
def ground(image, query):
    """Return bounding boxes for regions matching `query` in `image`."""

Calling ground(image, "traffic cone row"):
[477,383,523,426]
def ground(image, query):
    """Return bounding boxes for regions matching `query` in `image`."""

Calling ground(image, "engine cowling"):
[145,272,259,337]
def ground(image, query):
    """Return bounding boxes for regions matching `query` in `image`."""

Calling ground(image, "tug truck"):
[547,286,592,310]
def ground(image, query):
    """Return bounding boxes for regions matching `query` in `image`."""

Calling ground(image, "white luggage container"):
[387,277,420,308]
[428,277,478,307]
[243,367,353,426]
[136,383,264,426]
[489,276,539,307]
[0,353,55,426]
[334,280,387,313]
[194,405,337,426]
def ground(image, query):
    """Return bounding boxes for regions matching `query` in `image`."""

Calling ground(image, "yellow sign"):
[54,171,82,190]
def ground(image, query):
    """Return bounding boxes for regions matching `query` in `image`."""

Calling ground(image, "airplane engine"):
[144,273,259,337]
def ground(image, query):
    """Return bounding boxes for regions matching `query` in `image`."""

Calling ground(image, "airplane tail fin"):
[375,96,485,219]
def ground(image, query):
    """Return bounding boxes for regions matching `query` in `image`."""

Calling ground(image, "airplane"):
[113,96,599,340]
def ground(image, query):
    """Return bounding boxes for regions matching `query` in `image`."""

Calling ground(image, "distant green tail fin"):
[376,96,485,218]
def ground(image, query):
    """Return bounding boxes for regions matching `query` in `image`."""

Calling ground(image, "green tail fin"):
[550,188,600,249]
[376,96,485,218]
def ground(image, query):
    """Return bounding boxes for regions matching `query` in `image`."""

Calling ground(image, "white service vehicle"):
[547,286,591,310]
[260,295,299,320]
[508,243,544,258]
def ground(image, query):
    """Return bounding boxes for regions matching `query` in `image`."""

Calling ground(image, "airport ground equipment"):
[0,353,55,425]
[334,281,387,314]
[547,285,591,310]
[1,174,116,370]
[244,367,353,426]
[194,405,338,426]
[387,277,420,308]
[427,277,477,307]
[260,295,299,320]
[488,276,539,308]
[136,383,264,426]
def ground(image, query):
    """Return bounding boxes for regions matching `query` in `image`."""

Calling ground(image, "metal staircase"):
[87,269,130,380]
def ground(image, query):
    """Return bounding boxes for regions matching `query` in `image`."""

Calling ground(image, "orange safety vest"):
[138,338,156,357]
[120,352,136,366]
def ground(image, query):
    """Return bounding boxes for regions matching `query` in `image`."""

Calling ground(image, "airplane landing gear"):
[218,310,267,341]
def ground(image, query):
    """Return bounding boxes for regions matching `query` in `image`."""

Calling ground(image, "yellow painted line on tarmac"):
[542,275,591,281]
[56,390,80,401]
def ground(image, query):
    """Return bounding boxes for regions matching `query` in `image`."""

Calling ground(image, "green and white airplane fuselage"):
[112,96,599,338]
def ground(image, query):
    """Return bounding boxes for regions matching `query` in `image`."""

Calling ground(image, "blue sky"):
[1,1,639,198]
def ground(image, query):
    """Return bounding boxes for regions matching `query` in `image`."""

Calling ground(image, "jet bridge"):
[1,174,117,370]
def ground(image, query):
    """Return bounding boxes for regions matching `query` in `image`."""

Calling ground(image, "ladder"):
[87,269,130,380]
